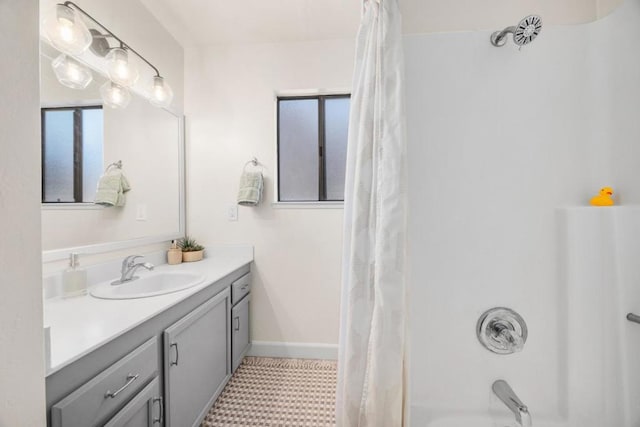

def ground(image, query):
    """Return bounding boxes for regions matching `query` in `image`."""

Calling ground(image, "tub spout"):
[518,406,532,427]
[492,380,532,427]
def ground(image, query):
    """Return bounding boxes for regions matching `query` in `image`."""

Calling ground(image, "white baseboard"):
[248,341,338,360]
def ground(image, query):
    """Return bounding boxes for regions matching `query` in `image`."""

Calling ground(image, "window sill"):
[271,201,344,209]
[42,203,105,211]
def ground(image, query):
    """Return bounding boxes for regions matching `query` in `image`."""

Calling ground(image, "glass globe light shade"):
[149,76,174,108]
[43,4,92,55]
[100,81,131,109]
[106,48,139,87]
[51,54,93,90]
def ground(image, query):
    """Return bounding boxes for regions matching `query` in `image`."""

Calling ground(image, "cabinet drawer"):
[231,272,251,305]
[51,337,158,427]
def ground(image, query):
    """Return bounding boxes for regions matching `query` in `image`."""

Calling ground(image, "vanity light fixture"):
[100,81,131,109]
[51,54,93,89]
[149,76,174,108]
[43,1,174,109]
[43,4,92,55]
[106,48,139,87]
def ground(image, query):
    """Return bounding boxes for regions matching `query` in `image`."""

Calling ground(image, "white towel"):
[237,171,263,206]
[94,169,131,207]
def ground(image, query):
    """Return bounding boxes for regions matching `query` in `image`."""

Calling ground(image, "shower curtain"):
[336,0,408,425]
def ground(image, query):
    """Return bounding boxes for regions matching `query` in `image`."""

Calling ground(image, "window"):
[277,95,350,202]
[41,106,104,203]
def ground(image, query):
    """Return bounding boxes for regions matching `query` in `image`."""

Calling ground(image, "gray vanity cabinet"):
[163,287,231,427]
[46,263,252,427]
[104,377,162,427]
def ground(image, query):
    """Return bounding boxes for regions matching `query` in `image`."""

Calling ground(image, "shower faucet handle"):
[477,307,528,354]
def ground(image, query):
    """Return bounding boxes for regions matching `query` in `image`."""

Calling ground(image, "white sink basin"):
[90,272,206,300]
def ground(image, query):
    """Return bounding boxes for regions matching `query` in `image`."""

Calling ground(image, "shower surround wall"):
[406,0,640,425]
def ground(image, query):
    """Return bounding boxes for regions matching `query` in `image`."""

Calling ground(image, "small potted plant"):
[178,236,205,262]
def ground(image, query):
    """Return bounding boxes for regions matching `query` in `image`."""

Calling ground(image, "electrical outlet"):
[227,205,238,221]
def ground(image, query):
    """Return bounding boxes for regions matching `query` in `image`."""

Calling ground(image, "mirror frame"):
[41,111,186,262]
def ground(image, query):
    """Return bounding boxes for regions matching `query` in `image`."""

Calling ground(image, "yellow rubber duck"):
[590,187,614,206]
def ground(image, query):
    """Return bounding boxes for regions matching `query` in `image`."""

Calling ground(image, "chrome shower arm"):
[491,26,516,46]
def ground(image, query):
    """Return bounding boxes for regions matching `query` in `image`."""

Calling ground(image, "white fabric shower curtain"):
[336,0,408,425]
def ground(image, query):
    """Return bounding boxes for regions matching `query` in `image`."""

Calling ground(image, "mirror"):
[39,40,184,258]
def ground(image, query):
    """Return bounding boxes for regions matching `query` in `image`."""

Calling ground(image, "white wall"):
[401,0,622,34]
[184,40,355,346]
[406,0,640,424]
[0,1,46,425]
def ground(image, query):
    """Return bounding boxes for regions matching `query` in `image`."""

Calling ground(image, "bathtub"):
[410,404,571,427]
[412,411,567,427]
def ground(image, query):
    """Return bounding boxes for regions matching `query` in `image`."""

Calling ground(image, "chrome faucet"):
[492,380,532,427]
[111,255,154,285]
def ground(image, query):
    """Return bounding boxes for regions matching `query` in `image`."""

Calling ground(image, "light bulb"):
[51,54,93,90]
[106,48,139,87]
[100,81,131,109]
[43,4,92,55]
[149,76,174,108]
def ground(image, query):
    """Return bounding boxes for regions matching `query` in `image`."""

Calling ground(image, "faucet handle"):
[123,255,144,267]
[124,255,144,263]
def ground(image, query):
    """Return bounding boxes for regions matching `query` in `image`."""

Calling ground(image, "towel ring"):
[243,157,264,173]
[105,160,123,173]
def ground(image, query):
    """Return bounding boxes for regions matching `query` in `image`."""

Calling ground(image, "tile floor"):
[202,357,337,427]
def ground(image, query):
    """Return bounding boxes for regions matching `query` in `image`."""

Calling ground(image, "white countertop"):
[44,252,253,376]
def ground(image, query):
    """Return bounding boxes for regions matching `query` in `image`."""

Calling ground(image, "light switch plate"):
[227,205,238,221]
[136,204,147,221]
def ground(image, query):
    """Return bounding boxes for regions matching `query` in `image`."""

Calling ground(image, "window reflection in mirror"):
[41,106,104,203]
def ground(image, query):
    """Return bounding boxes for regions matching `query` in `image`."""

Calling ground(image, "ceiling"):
[140,0,622,47]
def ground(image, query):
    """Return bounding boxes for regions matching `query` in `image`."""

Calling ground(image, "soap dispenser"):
[62,253,87,298]
[167,240,182,265]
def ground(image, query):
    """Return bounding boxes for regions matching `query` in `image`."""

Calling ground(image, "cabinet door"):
[231,294,251,373]
[163,288,230,427]
[104,377,162,427]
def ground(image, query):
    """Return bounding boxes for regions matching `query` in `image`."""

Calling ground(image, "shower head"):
[490,15,542,48]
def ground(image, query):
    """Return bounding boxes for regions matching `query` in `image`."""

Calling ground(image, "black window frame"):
[276,94,350,202]
[41,105,103,203]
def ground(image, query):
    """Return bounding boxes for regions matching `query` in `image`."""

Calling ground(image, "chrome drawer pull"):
[105,373,139,398]
[170,343,179,366]
[241,284,249,291]
[627,313,640,324]
[234,316,240,331]
[153,397,164,424]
